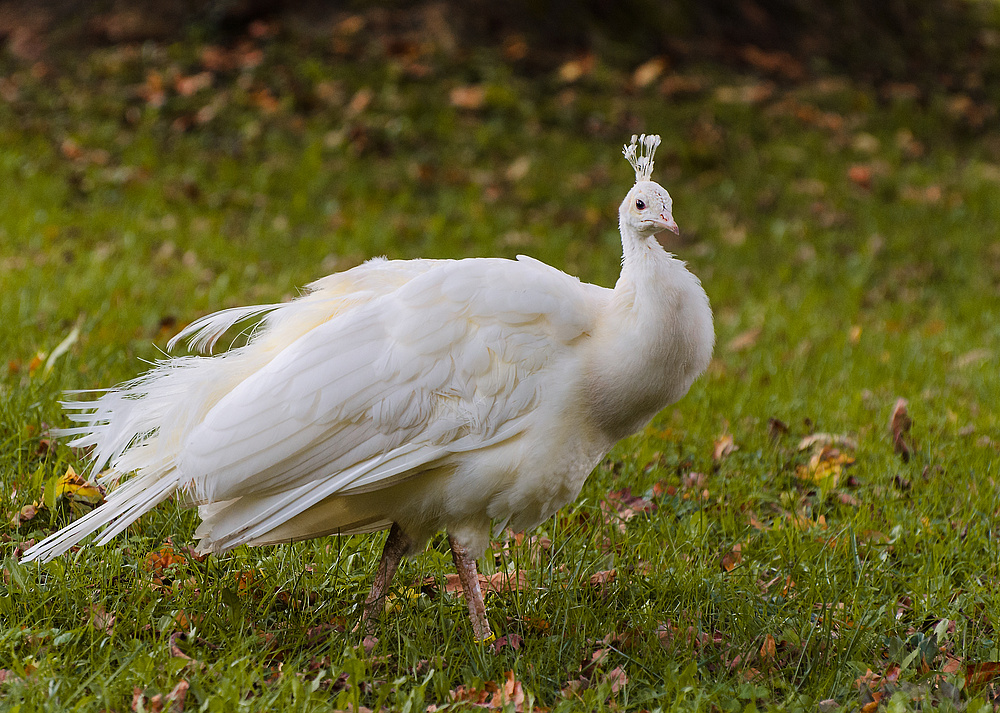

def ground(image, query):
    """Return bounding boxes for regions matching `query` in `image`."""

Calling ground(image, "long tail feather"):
[19,469,182,563]
[167,304,280,354]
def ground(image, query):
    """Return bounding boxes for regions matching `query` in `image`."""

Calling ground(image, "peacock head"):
[620,134,679,237]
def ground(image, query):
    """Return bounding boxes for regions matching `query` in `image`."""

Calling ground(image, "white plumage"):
[23,135,714,643]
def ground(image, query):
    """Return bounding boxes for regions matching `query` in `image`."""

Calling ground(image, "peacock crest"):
[622,133,661,183]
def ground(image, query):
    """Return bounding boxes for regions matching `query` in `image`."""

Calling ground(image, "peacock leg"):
[360,522,413,632]
[448,533,494,644]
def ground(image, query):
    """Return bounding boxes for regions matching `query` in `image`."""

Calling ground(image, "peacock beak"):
[660,214,679,235]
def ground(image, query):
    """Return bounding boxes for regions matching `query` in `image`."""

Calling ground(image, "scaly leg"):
[360,523,413,632]
[448,533,494,644]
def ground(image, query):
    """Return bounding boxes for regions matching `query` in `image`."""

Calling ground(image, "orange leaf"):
[759,634,776,660]
[449,85,485,110]
[967,661,1000,688]
[487,671,526,711]
[720,543,742,572]
[848,164,872,188]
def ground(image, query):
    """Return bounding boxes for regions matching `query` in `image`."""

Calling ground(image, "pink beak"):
[660,214,679,235]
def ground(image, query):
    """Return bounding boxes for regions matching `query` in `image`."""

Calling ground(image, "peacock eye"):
[635,199,646,210]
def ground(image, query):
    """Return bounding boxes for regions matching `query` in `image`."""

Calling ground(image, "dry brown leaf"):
[715,83,774,105]
[681,471,707,490]
[633,57,667,88]
[767,417,789,440]
[967,661,1000,688]
[12,502,39,527]
[797,433,858,452]
[589,569,616,588]
[89,604,116,634]
[740,45,805,80]
[603,666,628,694]
[956,348,991,368]
[144,542,187,577]
[602,487,657,523]
[889,398,913,462]
[720,543,742,572]
[557,55,594,83]
[726,327,761,352]
[174,72,212,97]
[712,434,737,462]
[488,671,526,711]
[449,84,485,110]
[759,634,776,660]
[345,88,372,118]
[848,164,872,188]
[652,480,677,497]
[441,569,529,597]
[795,445,854,488]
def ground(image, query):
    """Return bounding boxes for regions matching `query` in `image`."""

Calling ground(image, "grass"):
[2,14,1000,712]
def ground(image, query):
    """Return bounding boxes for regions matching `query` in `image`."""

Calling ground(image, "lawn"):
[1,8,1000,712]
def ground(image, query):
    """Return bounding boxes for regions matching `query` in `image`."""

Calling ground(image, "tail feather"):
[20,469,182,563]
[166,304,280,354]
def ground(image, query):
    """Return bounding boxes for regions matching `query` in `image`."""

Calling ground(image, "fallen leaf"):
[759,634,776,660]
[602,487,656,527]
[139,70,166,107]
[89,604,116,634]
[966,662,1000,688]
[740,45,805,80]
[589,569,616,588]
[12,502,40,527]
[726,327,761,351]
[440,569,530,596]
[956,348,991,368]
[797,433,859,451]
[848,164,872,188]
[633,57,667,88]
[720,543,742,572]
[557,55,594,83]
[602,666,628,694]
[144,542,187,577]
[795,445,854,488]
[167,680,189,710]
[174,72,212,97]
[767,418,789,439]
[487,671,526,711]
[54,466,105,506]
[345,87,372,118]
[715,83,774,105]
[249,88,279,114]
[652,480,677,497]
[449,85,485,110]
[492,634,523,653]
[681,471,707,490]
[889,398,913,462]
[712,434,737,462]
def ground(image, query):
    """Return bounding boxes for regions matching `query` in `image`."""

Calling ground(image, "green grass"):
[2,17,1000,712]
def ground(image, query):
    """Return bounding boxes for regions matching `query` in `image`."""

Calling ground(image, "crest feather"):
[622,134,661,183]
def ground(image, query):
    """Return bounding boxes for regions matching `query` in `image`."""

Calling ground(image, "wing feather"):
[29,255,610,560]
